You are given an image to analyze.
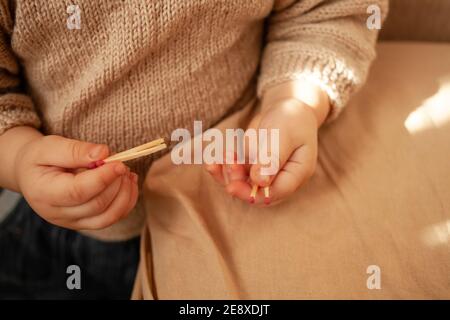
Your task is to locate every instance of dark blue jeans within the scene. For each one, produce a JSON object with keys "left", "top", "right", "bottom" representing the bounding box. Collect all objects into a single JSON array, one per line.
[{"left": 0, "top": 198, "right": 139, "bottom": 299}]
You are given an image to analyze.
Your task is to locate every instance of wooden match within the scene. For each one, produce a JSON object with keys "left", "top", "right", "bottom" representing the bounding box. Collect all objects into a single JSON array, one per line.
[
  {"left": 105, "top": 138, "right": 165, "bottom": 162},
  {"left": 249, "top": 184, "right": 258, "bottom": 204},
  {"left": 104, "top": 144, "right": 166, "bottom": 163},
  {"left": 264, "top": 186, "right": 270, "bottom": 205},
  {"left": 88, "top": 138, "right": 167, "bottom": 168}
]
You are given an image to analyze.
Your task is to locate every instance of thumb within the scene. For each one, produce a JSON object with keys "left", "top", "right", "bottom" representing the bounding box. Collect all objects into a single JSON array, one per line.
[
  {"left": 248, "top": 118, "right": 296, "bottom": 188},
  {"left": 36, "top": 135, "right": 109, "bottom": 169}
]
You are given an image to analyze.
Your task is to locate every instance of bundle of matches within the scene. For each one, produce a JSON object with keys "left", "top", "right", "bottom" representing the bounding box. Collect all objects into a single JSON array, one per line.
[
  {"left": 88, "top": 138, "right": 167, "bottom": 169},
  {"left": 249, "top": 184, "right": 271, "bottom": 205}
]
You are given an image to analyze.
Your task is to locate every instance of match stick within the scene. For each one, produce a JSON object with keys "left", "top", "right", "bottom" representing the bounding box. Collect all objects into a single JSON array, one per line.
[
  {"left": 88, "top": 138, "right": 166, "bottom": 168},
  {"left": 264, "top": 186, "right": 270, "bottom": 205},
  {"left": 249, "top": 184, "right": 258, "bottom": 204},
  {"left": 105, "top": 138, "right": 165, "bottom": 162},
  {"left": 104, "top": 143, "right": 167, "bottom": 163}
]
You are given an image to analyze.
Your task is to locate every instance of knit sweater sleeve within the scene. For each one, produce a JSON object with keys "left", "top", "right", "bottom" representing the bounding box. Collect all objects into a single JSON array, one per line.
[
  {"left": 0, "top": 1, "right": 40, "bottom": 136},
  {"left": 258, "top": 0, "right": 389, "bottom": 120}
]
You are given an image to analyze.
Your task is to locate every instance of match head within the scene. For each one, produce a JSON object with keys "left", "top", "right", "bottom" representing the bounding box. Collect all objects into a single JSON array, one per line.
[
  {"left": 249, "top": 196, "right": 255, "bottom": 204},
  {"left": 87, "top": 161, "right": 97, "bottom": 169},
  {"left": 95, "top": 160, "right": 105, "bottom": 167},
  {"left": 264, "top": 197, "right": 271, "bottom": 205}
]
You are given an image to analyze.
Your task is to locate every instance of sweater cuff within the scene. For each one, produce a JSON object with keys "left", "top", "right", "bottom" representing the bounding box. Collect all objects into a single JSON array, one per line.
[
  {"left": 0, "top": 94, "right": 41, "bottom": 135},
  {"left": 257, "top": 49, "right": 363, "bottom": 122}
]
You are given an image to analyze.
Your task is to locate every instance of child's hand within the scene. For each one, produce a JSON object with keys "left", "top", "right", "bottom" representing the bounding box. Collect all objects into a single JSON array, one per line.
[
  {"left": 14, "top": 135, "right": 139, "bottom": 230},
  {"left": 206, "top": 80, "right": 330, "bottom": 205}
]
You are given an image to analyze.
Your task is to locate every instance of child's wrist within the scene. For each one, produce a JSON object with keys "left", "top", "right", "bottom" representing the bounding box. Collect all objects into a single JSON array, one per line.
[
  {"left": 0, "top": 126, "right": 43, "bottom": 192},
  {"left": 261, "top": 79, "right": 331, "bottom": 127}
]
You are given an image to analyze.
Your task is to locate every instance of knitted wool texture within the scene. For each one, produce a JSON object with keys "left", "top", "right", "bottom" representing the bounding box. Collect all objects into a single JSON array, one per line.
[{"left": 0, "top": 0, "right": 387, "bottom": 240}]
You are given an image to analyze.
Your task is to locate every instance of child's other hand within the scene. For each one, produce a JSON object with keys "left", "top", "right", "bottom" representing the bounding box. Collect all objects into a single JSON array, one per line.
[
  {"left": 206, "top": 80, "right": 330, "bottom": 205},
  {"left": 15, "top": 135, "right": 138, "bottom": 230}
]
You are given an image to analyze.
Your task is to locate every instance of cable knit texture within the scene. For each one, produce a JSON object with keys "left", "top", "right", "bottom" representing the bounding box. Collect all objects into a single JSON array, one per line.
[{"left": 0, "top": 0, "right": 387, "bottom": 240}]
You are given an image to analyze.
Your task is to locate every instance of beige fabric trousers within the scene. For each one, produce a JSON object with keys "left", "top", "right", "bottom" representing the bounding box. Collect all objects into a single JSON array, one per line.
[{"left": 132, "top": 42, "right": 450, "bottom": 299}]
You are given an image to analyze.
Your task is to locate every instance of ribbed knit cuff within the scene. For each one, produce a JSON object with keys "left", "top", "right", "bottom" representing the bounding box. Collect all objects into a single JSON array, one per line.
[
  {"left": 258, "top": 50, "right": 362, "bottom": 122},
  {"left": 0, "top": 94, "right": 41, "bottom": 135}
]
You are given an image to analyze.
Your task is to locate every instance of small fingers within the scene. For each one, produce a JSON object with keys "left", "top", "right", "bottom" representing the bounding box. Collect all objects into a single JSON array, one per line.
[
  {"left": 205, "top": 163, "right": 225, "bottom": 185},
  {"left": 58, "top": 176, "right": 123, "bottom": 219},
  {"left": 225, "top": 163, "right": 247, "bottom": 183},
  {"left": 43, "top": 161, "right": 128, "bottom": 206},
  {"left": 268, "top": 145, "right": 317, "bottom": 203},
  {"left": 74, "top": 172, "right": 135, "bottom": 230},
  {"left": 226, "top": 180, "right": 253, "bottom": 202},
  {"left": 35, "top": 135, "right": 109, "bottom": 168}
]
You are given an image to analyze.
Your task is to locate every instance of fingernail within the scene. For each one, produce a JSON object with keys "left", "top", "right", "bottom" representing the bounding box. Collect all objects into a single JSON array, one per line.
[
  {"left": 114, "top": 163, "right": 127, "bottom": 175},
  {"left": 89, "top": 145, "right": 105, "bottom": 160}
]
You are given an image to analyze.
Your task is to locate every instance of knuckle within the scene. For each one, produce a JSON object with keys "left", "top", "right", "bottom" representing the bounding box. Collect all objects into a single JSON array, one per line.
[
  {"left": 69, "top": 181, "right": 87, "bottom": 203},
  {"left": 93, "top": 194, "right": 110, "bottom": 213},
  {"left": 70, "top": 140, "right": 84, "bottom": 162},
  {"left": 96, "top": 170, "right": 111, "bottom": 190}
]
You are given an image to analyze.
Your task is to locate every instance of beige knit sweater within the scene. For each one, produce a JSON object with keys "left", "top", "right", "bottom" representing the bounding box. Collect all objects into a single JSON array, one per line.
[{"left": 0, "top": 0, "right": 388, "bottom": 240}]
